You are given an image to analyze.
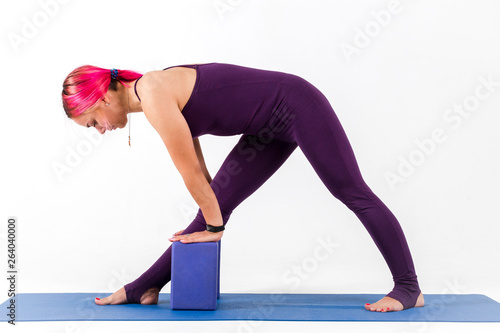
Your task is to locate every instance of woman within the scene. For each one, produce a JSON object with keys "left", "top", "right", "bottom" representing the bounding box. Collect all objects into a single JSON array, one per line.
[{"left": 62, "top": 62, "right": 424, "bottom": 312}]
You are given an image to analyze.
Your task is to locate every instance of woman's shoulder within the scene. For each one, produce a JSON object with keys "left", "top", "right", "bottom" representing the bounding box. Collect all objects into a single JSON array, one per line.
[
  {"left": 137, "top": 67, "right": 196, "bottom": 111},
  {"left": 136, "top": 69, "right": 179, "bottom": 100}
]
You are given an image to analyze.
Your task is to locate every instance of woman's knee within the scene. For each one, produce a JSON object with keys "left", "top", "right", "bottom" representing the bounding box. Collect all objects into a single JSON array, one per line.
[{"left": 330, "top": 181, "right": 375, "bottom": 212}]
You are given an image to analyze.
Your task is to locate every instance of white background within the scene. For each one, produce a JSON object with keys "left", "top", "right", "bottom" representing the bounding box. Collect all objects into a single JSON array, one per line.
[{"left": 1, "top": 0, "right": 499, "bottom": 332}]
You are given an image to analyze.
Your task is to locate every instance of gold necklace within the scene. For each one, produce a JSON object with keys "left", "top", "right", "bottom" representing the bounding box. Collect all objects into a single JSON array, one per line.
[{"left": 127, "top": 86, "right": 131, "bottom": 147}]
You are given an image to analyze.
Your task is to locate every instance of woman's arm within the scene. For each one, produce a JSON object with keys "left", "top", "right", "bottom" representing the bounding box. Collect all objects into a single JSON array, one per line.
[
  {"left": 139, "top": 71, "right": 223, "bottom": 243},
  {"left": 193, "top": 137, "right": 212, "bottom": 184}
]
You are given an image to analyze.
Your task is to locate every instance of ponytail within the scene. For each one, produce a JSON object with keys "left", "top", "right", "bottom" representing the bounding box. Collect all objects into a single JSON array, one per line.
[{"left": 62, "top": 65, "right": 143, "bottom": 118}]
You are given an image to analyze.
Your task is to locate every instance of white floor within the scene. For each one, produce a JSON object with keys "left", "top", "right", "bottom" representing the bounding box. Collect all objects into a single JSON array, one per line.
[{"left": 2, "top": 321, "right": 500, "bottom": 333}]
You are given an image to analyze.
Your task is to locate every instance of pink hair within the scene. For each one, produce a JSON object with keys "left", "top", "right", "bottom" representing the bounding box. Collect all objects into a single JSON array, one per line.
[{"left": 62, "top": 65, "right": 143, "bottom": 118}]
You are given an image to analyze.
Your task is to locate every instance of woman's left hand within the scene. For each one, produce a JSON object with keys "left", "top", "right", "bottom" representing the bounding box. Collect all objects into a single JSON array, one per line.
[{"left": 169, "top": 230, "right": 223, "bottom": 244}]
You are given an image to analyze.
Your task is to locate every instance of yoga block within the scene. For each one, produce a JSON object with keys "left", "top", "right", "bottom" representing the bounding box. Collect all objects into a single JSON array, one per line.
[
  {"left": 217, "top": 240, "right": 221, "bottom": 299},
  {"left": 171, "top": 241, "right": 220, "bottom": 310}
]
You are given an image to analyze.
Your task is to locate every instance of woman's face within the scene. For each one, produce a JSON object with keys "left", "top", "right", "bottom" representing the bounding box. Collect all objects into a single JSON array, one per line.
[{"left": 71, "top": 92, "right": 128, "bottom": 134}]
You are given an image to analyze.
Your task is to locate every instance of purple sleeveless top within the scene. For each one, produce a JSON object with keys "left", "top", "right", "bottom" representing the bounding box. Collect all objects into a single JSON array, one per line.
[{"left": 134, "top": 62, "right": 299, "bottom": 138}]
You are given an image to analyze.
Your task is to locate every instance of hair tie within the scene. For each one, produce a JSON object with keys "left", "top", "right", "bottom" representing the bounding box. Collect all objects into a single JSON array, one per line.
[{"left": 110, "top": 68, "right": 119, "bottom": 80}]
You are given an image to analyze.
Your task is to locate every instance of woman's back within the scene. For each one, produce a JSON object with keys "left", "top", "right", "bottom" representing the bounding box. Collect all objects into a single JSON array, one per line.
[{"left": 147, "top": 63, "right": 301, "bottom": 138}]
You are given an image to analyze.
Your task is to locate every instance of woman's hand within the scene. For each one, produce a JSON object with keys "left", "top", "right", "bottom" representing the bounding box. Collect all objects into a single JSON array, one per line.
[
  {"left": 172, "top": 229, "right": 185, "bottom": 236},
  {"left": 169, "top": 230, "right": 223, "bottom": 244}
]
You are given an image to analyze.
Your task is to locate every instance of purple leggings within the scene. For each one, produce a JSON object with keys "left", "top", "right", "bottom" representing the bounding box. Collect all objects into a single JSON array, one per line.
[{"left": 124, "top": 73, "right": 421, "bottom": 309}]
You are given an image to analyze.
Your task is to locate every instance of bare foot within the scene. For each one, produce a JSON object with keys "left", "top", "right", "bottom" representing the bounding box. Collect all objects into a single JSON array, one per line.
[
  {"left": 95, "top": 286, "right": 160, "bottom": 305},
  {"left": 364, "top": 291, "right": 425, "bottom": 312}
]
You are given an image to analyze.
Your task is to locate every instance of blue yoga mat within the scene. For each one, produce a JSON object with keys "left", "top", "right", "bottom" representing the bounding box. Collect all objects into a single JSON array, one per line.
[{"left": 1, "top": 293, "right": 499, "bottom": 322}]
